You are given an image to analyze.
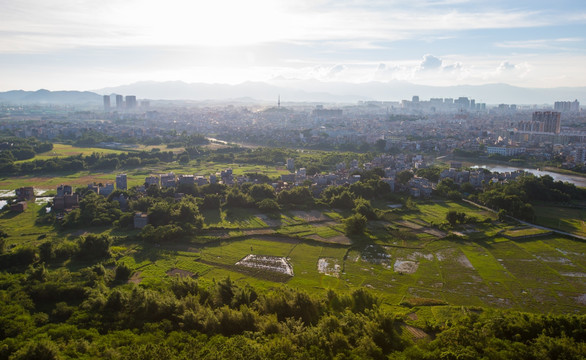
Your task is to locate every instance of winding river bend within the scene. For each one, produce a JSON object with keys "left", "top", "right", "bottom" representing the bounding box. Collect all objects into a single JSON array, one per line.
[{"left": 471, "top": 165, "right": 586, "bottom": 188}]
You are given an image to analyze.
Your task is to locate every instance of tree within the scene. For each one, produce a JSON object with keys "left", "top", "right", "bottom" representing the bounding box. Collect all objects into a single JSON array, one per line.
[
  {"left": 344, "top": 214, "right": 367, "bottom": 235},
  {"left": 115, "top": 262, "right": 132, "bottom": 281},
  {"left": 396, "top": 170, "right": 413, "bottom": 185},
  {"left": 178, "top": 153, "right": 190, "bottom": 164},
  {"left": 446, "top": 210, "right": 459, "bottom": 227},
  {"left": 330, "top": 191, "right": 355, "bottom": 209},
  {"left": 257, "top": 198, "right": 280, "bottom": 213},
  {"left": 248, "top": 184, "right": 275, "bottom": 203},
  {"left": 201, "top": 194, "right": 222, "bottom": 210},
  {"left": 10, "top": 339, "right": 62, "bottom": 360},
  {"left": 225, "top": 188, "right": 253, "bottom": 208},
  {"left": 375, "top": 139, "right": 387, "bottom": 153},
  {"left": 78, "top": 234, "right": 112, "bottom": 260},
  {"left": 354, "top": 198, "right": 377, "bottom": 220}
]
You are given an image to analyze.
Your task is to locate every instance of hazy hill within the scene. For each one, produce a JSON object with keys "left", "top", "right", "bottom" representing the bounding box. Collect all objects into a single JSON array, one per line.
[
  {"left": 0, "top": 89, "right": 102, "bottom": 104},
  {"left": 98, "top": 80, "right": 586, "bottom": 105},
  {"left": 1, "top": 81, "right": 585, "bottom": 105}
]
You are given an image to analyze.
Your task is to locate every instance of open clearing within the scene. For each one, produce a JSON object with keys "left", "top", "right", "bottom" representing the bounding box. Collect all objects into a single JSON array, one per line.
[
  {"left": 2, "top": 195, "right": 585, "bottom": 314},
  {"left": 236, "top": 254, "right": 294, "bottom": 276},
  {"left": 533, "top": 205, "right": 586, "bottom": 237},
  {"left": 317, "top": 258, "right": 341, "bottom": 277}
]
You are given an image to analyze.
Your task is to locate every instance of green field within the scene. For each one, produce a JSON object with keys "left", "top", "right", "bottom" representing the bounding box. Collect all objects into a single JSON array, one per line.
[
  {"left": 15, "top": 143, "right": 131, "bottom": 163},
  {"left": 534, "top": 205, "right": 586, "bottom": 237},
  {"left": 1, "top": 169, "right": 585, "bottom": 316},
  {"left": 150, "top": 231, "right": 584, "bottom": 313},
  {"left": 2, "top": 155, "right": 290, "bottom": 190}
]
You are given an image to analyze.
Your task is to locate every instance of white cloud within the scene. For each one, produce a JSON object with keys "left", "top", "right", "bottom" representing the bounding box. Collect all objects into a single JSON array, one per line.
[
  {"left": 419, "top": 54, "right": 443, "bottom": 70},
  {"left": 497, "top": 61, "right": 517, "bottom": 72},
  {"left": 0, "top": 0, "right": 569, "bottom": 53}
]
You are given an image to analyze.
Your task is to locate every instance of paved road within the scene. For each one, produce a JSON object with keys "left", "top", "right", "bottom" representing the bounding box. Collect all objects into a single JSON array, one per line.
[{"left": 462, "top": 199, "right": 586, "bottom": 241}]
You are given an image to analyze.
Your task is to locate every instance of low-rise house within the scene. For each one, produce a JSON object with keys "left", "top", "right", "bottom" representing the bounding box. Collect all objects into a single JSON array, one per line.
[
  {"left": 134, "top": 213, "right": 148, "bottom": 229},
  {"left": 15, "top": 187, "right": 35, "bottom": 201},
  {"left": 178, "top": 175, "right": 195, "bottom": 185},
  {"left": 10, "top": 201, "right": 27, "bottom": 212},
  {"left": 57, "top": 184, "right": 72, "bottom": 196},
  {"left": 53, "top": 194, "right": 79, "bottom": 211},
  {"left": 160, "top": 173, "right": 176, "bottom": 188},
  {"left": 145, "top": 175, "right": 159, "bottom": 187}
]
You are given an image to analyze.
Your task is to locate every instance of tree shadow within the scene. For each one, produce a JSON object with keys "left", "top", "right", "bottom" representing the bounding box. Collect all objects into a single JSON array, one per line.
[
  {"left": 132, "top": 244, "right": 172, "bottom": 263},
  {"left": 202, "top": 209, "right": 222, "bottom": 225},
  {"left": 0, "top": 211, "right": 19, "bottom": 219}
]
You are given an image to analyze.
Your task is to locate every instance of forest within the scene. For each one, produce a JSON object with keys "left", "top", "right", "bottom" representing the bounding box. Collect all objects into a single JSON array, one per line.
[{"left": 1, "top": 267, "right": 584, "bottom": 359}]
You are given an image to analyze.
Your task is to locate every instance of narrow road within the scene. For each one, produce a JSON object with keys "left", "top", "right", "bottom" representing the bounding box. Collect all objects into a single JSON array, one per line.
[{"left": 462, "top": 199, "right": 586, "bottom": 241}]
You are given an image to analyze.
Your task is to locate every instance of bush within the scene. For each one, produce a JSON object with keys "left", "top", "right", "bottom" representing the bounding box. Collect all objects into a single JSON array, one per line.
[
  {"left": 257, "top": 198, "right": 280, "bottom": 213},
  {"left": 115, "top": 263, "right": 133, "bottom": 281},
  {"left": 78, "top": 234, "right": 112, "bottom": 260},
  {"left": 343, "top": 213, "right": 367, "bottom": 235}
]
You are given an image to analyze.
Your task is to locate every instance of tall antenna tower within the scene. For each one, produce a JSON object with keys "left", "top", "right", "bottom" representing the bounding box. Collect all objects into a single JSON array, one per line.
[{"left": 278, "top": 95, "right": 280, "bottom": 108}]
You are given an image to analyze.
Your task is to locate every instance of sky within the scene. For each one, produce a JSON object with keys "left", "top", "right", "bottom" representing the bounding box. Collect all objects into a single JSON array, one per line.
[{"left": 1, "top": 0, "right": 586, "bottom": 91}]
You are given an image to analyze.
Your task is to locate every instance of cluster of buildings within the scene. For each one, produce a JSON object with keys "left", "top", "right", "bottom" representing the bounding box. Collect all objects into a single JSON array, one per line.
[
  {"left": 400, "top": 96, "right": 487, "bottom": 113},
  {"left": 440, "top": 163, "right": 524, "bottom": 187},
  {"left": 9, "top": 186, "right": 35, "bottom": 212},
  {"left": 554, "top": 100, "right": 580, "bottom": 113},
  {"left": 516, "top": 111, "right": 562, "bottom": 134},
  {"left": 103, "top": 95, "right": 148, "bottom": 113}
]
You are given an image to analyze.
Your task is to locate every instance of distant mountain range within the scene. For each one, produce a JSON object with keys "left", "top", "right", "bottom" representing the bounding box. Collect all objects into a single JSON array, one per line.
[
  {"left": 0, "top": 89, "right": 102, "bottom": 104},
  {"left": 1, "top": 81, "right": 585, "bottom": 105}
]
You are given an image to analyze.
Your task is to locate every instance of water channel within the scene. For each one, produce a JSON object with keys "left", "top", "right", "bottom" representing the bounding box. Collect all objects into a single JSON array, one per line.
[{"left": 471, "top": 164, "right": 586, "bottom": 188}]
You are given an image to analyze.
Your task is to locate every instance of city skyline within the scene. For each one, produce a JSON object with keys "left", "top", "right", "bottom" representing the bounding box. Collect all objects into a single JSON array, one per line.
[{"left": 1, "top": 0, "right": 586, "bottom": 92}]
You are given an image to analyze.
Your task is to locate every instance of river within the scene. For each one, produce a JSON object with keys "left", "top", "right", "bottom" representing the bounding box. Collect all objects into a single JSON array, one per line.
[{"left": 471, "top": 165, "right": 586, "bottom": 188}]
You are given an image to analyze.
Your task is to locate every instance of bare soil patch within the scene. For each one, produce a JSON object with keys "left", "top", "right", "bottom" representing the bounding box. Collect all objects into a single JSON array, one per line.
[
  {"left": 423, "top": 228, "right": 447, "bottom": 238},
  {"left": 128, "top": 271, "right": 142, "bottom": 284},
  {"left": 166, "top": 268, "right": 195, "bottom": 277},
  {"left": 457, "top": 254, "right": 475, "bottom": 269},
  {"left": 395, "top": 220, "right": 424, "bottom": 230},
  {"left": 361, "top": 245, "right": 392, "bottom": 267},
  {"left": 408, "top": 252, "right": 434, "bottom": 261},
  {"left": 308, "top": 234, "right": 352, "bottom": 245},
  {"left": 290, "top": 210, "right": 329, "bottom": 222},
  {"left": 394, "top": 260, "right": 419, "bottom": 274},
  {"left": 403, "top": 325, "right": 429, "bottom": 340},
  {"left": 236, "top": 254, "right": 294, "bottom": 276},
  {"left": 317, "top": 258, "right": 341, "bottom": 277},
  {"left": 255, "top": 214, "right": 282, "bottom": 227}
]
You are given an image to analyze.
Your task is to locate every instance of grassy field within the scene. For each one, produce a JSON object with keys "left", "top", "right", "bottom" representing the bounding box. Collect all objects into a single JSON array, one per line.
[
  {"left": 533, "top": 205, "right": 586, "bottom": 237},
  {"left": 16, "top": 143, "right": 130, "bottom": 163},
  {"left": 1, "top": 189, "right": 584, "bottom": 315},
  {"left": 0, "top": 159, "right": 290, "bottom": 190}
]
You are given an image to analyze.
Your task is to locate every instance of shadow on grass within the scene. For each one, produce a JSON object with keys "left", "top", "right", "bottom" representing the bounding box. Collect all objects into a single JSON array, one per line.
[
  {"left": 0, "top": 211, "right": 19, "bottom": 219},
  {"left": 225, "top": 208, "right": 258, "bottom": 222},
  {"left": 202, "top": 209, "right": 222, "bottom": 224},
  {"left": 132, "top": 244, "right": 172, "bottom": 263}
]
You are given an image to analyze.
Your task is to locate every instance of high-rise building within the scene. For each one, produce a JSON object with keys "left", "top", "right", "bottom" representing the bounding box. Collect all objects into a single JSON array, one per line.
[
  {"left": 125, "top": 95, "right": 137, "bottom": 110},
  {"left": 532, "top": 111, "right": 561, "bottom": 134},
  {"left": 286, "top": 158, "right": 295, "bottom": 172},
  {"left": 116, "top": 174, "right": 127, "bottom": 190},
  {"left": 116, "top": 95, "right": 124, "bottom": 110},
  {"left": 103, "top": 95, "right": 110, "bottom": 111},
  {"left": 554, "top": 100, "right": 580, "bottom": 112}
]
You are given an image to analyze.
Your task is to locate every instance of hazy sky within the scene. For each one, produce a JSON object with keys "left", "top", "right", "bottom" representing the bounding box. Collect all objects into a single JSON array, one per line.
[{"left": 1, "top": 0, "right": 586, "bottom": 91}]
